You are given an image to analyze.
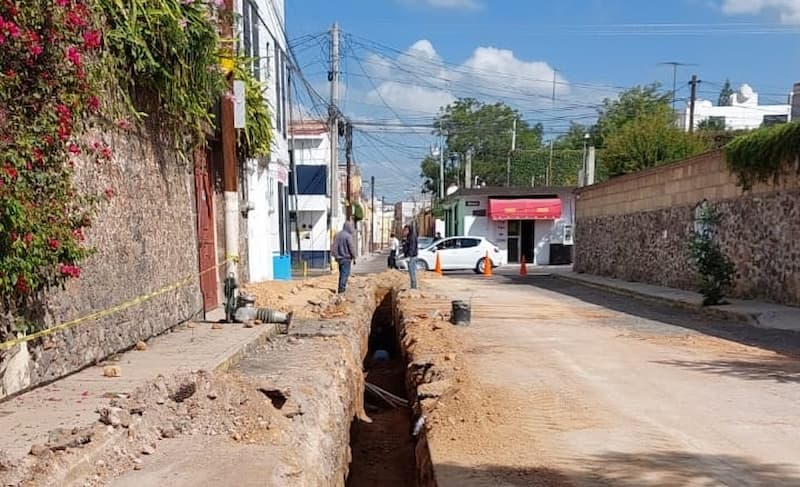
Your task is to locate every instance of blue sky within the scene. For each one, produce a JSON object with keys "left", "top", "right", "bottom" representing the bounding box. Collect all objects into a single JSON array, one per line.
[{"left": 287, "top": 0, "right": 800, "bottom": 202}]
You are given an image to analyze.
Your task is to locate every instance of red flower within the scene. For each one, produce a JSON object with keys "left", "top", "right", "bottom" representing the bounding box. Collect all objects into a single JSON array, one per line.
[
  {"left": 9, "top": 231, "right": 18, "bottom": 242},
  {"left": 2, "top": 164, "right": 17, "bottom": 180},
  {"left": 66, "top": 9, "right": 86, "bottom": 29},
  {"left": 58, "top": 123, "right": 71, "bottom": 141},
  {"left": 82, "top": 30, "right": 100, "bottom": 49},
  {"left": 100, "top": 146, "right": 112, "bottom": 160},
  {"left": 66, "top": 46, "right": 81, "bottom": 67},
  {"left": 15, "top": 275, "right": 29, "bottom": 294},
  {"left": 48, "top": 238, "right": 60, "bottom": 250},
  {"left": 87, "top": 96, "right": 99, "bottom": 112},
  {"left": 68, "top": 142, "right": 81, "bottom": 155},
  {"left": 24, "top": 233, "right": 33, "bottom": 244},
  {"left": 56, "top": 0, "right": 70, "bottom": 6},
  {"left": 59, "top": 264, "right": 81, "bottom": 278},
  {"left": 55, "top": 103, "right": 71, "bottom": 120},
  {"left": 29, "top": 42, "right": 42, "bottom": 57},
  {"left": 103, "top": 188, "right": 115, "bottom": 200},
  {"left": 34, "top": 149, "right": 45, "bottom": 163},
  {"left": 72, "top": 228, "right": 85, "bottom": 242},
  {"left": 43, "top": 135, "right": 53, "bottom": 144}
]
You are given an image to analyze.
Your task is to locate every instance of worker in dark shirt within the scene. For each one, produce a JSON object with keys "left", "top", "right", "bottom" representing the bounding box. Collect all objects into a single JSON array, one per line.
[
  {"left": 402, "top": 225, "right": 419, "bottom": 289},
  {"left": 332, "top": 221, "right": 356, "bottom": 294}
]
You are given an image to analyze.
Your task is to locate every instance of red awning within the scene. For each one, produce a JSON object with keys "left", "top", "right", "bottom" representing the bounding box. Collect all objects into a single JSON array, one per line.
[{"left": 488, "top": 198, "right": 562, "bottom": 221}]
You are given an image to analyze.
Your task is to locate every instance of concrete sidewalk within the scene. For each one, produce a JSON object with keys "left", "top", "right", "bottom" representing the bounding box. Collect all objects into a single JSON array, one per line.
[
  {"left": 553, "top": 270, "right": 800, "bottom": 332},
  {"left": 0, "top": 310, "right": 279, "bottom": 461}
]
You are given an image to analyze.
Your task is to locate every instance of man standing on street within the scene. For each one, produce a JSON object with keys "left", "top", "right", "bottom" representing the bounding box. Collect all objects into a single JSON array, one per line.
[
  {"left": 402, "top": 225, "right": 419, "bottom": 289},
  {"left": 388, "top": 233, "right": 400, "bottom": 269},
  {"left": 332, "top": 221, "right": 356, "bottom": 294}
]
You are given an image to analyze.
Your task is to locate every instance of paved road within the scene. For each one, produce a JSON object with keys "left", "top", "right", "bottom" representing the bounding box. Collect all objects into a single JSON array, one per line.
[{"left": 427, "top": 276, "right": 800, "bottom": 487}]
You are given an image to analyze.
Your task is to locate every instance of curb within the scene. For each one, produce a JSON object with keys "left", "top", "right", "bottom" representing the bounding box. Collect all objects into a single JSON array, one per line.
[{"left": 552, "top": 273, "right": 757, "bottom": 325}]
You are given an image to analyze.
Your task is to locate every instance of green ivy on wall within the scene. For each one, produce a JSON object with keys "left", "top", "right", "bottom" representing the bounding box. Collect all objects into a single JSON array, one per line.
[
  {"left": 725, "top": 121, "right": 800, "bottom": 190},
  {"left": 234, "top": 59, "right": 273, "bottom": 159}
]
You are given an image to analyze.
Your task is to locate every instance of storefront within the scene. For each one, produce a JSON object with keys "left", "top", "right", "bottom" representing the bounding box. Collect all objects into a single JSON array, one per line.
[{"left": 441, "top": 187, "right": 575, "bottom": 266}]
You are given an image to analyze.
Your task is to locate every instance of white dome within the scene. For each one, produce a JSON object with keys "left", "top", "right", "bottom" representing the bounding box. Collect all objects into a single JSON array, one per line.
[{"left": 735, "top": 84, "right": 757, "bottom": 105}]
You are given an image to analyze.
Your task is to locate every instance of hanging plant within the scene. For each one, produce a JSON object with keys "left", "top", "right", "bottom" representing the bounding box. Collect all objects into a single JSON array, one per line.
[
  {"left": 725, "top": 121, "right": 800, "bottom": 190},
  {"left": 0, "top": 0, "right": 105, "bottom": 334},
  {"left": 234, "top": 59, "right": 273, "bottom": 159},
  {"left": 95, "top": 0, "right": 228, "bottom": 144}
]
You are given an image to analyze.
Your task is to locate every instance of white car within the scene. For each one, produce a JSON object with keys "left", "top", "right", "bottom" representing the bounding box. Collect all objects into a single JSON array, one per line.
[{"left": 397, "top": 236, "right": 505, "bottom": 274}]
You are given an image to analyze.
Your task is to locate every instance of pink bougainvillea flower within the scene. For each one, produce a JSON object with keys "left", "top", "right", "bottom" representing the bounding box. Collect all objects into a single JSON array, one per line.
[
  {"left": 87, "top": 95, "right": 100, "bottom": 112},
  {"left": 24, "top": 233, "right": 33, "bottom": 244},
  {"left": 68, "top": 142, "right": 81, "bottom": 154},
  {"left": 66, "top": 46, "right": 81, "bottom": 67},
  {"left": 178, "top": 18, "right": 188, "bottom": 29},
  {"left": 58, "top": 123, "right": 71, "bottom": 141},
  {"left": 2, "top": 164, "right": 18, "bottom": 180},
  {"left": 56, "top": 0, "right": 70, "bottom": 6},
  {"left": 72, "top": 228, "right": 85, "bottom": 242},
  {"left": 9, "top": 231, "right": 18, "bottom": 242},
  {"left": 48, "top": 238, "right": 60, "bottom": 250},
  {"left": 66, "top": 9, "right": 86, "bottom": 29},
  {"left": 56, "top": 103, "right": 71, "bottom": 120},
  {"left": 82, "top": 30, "right": 101, "bottom": 49},
  {"left": 59, "top": 264, "right": 81, "bottom": 278},
  {"left": 103, "top": 188, "right": 115, "bottom": 200},
  {"left": 100, "top": 146, "right": 112, "bottom": 160},
  {"left": 33, "top": 148, "right": 44, "bottom": 161},
  {"left": 15, "top": 275, "right": 29, "bottom": 294}
]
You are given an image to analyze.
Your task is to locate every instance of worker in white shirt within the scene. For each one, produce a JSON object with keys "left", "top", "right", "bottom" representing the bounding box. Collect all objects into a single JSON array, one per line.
[{"left": 388, "top": 233, "right": 400, "bottom": 269}]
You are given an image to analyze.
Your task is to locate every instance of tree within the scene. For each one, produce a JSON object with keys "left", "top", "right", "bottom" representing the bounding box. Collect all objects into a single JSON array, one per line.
[
  {"left": 426, "top": 99, "right": 544, "bottom": 187},
  {"left": 420, "top": 155, "right": 461, "bottom": 195},
  {"left": 595, "top": 83, "right": 672, "bottom": 148},
  {"left": 718, "top": 79, "right": 734, "bottom": 107},
  {"left": 603, "top": 105, "right": 710, "bottom": 176},
  {"left": 554, "top": 122, "right": 591, "bottom": 150},
  {"left": 697, "top": 118, "right": 727, "bottom": 132}
]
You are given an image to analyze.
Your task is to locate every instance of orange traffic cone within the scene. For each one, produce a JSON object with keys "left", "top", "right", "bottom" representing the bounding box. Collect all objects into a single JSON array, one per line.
[
  {"left": 434, "top": 252, "right": 442, "bottom": 275},
  {"left": 519, "top": 254, "right": 528, "bottom": 277},
  {"left": 483, "top": 251, "right": 493, "bottom": 278}
]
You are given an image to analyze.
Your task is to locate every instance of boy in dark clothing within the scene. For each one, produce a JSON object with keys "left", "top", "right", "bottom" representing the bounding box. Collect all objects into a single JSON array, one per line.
[
  {"left": 402, "top": 225, "right": 419, "bottom": 289},
  {"left": 332, "top": 221, "right": 356, "bottom": 293}
]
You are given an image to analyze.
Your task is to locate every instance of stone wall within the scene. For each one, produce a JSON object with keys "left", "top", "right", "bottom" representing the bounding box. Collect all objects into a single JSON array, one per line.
[
  {"left": 575, "top": 151, "right": 800, "bottom": 307},
  {"left": 0, "top": 126, "right": 204, "bottom": 399}
]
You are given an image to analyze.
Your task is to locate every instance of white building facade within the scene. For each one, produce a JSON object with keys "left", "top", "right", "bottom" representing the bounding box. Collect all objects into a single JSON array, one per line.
[
  {"left": 289, "top": 122, "right": 332, "bottom": 269},
  {"left": 237, "top": 0, "right": 291, "bottom": 281},
  {"left": 681, "top": 83, "right": 792, "bottom": 132}
]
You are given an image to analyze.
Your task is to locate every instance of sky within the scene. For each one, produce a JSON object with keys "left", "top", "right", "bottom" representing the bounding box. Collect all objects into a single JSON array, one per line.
[{"left": 286, "top": 0, "right": 800, "bottom": 202}]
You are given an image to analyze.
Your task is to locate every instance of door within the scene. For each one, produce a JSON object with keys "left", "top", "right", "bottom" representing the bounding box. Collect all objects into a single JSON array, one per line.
[
  {"left": 507, "top": 220, "right": 521, "bottom": 264},
  {"left": 433, "top": 238, "right": 459, "bottom": 270},
  {"left": 521, "top": 220, "right": 535, "bottom": 264},
  {"left": 195, "top": 148, "right": 218, "bottom": 312},
  {"left": 458, "top": 238, "right": 483, "bottom": 268}
]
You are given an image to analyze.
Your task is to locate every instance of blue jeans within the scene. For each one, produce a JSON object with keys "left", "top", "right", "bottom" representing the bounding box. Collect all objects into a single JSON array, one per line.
[
  {"left": 407, "top": 257, "right": 417, "bottom": 289},
  {"left": 337, "top": 259, "right": 352, "bottom": 293}
]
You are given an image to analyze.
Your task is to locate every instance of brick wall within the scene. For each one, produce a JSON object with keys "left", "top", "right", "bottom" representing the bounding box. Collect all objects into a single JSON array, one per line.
[
  {"left": 574, "top": 151, "right": 800, "bottom": 306},
  {"left": 0, "top": 127, "right": 205, "bottom": 399}
]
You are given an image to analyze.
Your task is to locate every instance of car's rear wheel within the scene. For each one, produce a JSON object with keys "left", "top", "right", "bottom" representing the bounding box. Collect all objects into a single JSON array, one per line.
[{"left": 475, "top": 257, "right": 489, "bottom": 274}]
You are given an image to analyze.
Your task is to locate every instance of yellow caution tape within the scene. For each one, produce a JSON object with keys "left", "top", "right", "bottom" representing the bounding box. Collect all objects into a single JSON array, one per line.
[{"left": 0, "top": 259, "right": 232, "bottom": 352}]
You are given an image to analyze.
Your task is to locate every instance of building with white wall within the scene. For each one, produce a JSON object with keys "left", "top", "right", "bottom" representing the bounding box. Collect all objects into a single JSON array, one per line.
[
  {"left": 289, "top": 121, "right": 331, "bottom": 269},
  {"left": 441, "top": 187, "right": 576, "bottom": 266},
  {"left": 681, "top": 83, "right": 792, "bottom": 132},
  {"left": 237, "top": 0, "right": 291, "bottom": 281}
]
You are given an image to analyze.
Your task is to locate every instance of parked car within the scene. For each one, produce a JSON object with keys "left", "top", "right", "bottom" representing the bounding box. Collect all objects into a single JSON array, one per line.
[
  {"left": 397, "top": 236, "right": 505, "bottom": 273},
  {"left": 417, "top": 236, "right": 434, "bottom": 249}
]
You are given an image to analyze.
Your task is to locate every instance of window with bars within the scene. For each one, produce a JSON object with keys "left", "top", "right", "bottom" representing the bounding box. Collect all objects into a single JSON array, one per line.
[{"left": 241, "top": 0, "right": 260, "bottom": 80}]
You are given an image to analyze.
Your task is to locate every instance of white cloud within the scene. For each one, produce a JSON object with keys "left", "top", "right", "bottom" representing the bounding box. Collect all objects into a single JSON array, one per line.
[
  {"left": 721, "top": 0, "right": 800, "bottom": 23},
  {"left": 400, "top": 0, "right": 484, "bottom": 11},
  {"left": 363, "top": 40, "right": 568, "bottom": 116}
]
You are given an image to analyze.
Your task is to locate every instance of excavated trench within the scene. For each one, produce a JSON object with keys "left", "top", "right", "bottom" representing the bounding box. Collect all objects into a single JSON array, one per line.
[{"left": 347, "top": 290, "right": 418, "bottom": 487}]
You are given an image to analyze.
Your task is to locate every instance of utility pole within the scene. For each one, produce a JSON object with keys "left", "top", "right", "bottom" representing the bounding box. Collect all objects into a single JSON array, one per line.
[
  {"left": 438, "top": 125, "right": 445, "bottom": 199},
  {"left": 221, "top": 0, "right": 239, "bottom": 279},
  {"left": 506, "top": 118, "right": 517, "bottom": 187},
  {"left": 689, "top": 74, "right": 700, "bottom": 133},
  {"left": 380, "top": 196, "right": 385, "bottom": 249},
  {"left": 465, "top": 150, "right": 472, "bottom": 189},
  {"left": 548, "top": 69, "right": 558, "bottom": 187},
  {"left": 329, "top": 23, "right": 339, "bottom": 222},
  {"left": 345, "top": 121, "right": 353, "bottom": 220},
  {"left": 659, "top": 62, "right": 696, "bottom": 120},
  {"left": 370, "top": 175, "right": 375, "bottom": 252}
]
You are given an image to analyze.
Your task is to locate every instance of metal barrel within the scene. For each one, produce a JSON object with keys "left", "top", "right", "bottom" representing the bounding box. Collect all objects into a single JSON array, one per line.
[{"left": 450, "top": 300, "right": 471, "bottom": 326}]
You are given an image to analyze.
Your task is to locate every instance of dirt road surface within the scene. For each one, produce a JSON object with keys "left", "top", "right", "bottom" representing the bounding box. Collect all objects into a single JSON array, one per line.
[{"left": 427, "top": 275, "right": 800, "bottom": 487}]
